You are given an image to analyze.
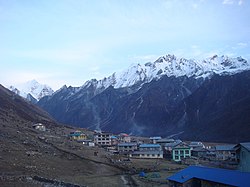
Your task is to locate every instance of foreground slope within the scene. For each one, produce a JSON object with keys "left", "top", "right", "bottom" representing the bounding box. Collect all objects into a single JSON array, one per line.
[{"left": 0, "top": 85, "right": 127, "bottom": 186}]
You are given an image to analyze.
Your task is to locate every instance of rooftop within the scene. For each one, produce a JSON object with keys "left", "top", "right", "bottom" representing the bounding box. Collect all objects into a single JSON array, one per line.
[
  {"left": 215, "top": 144, "right": 236, "bottom": 151},
  {"left": 118, "top": 143, "right": 137, "bottom": 147},
  {"left": 139, "top": 144, "right": 161, "bottom": 148},
  {"left": 149, "top": 136, "right": 162, "bottom": 140},
  {"left": 240, "top": 142, "right": 250, "bottom": 152},
  {"left": 167, "top": 166, "right": 250, "bottom": 187},
  {"left": 165, "top": 141, "right": 181, "bottom": 147}
]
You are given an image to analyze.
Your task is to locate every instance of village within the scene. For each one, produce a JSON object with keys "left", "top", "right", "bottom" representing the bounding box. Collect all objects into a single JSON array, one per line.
[{"left": 63, "top": 125, "right": 250, "bottom": 186}]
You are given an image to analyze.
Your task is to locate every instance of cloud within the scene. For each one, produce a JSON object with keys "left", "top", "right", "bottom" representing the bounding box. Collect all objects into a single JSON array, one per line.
[
  {"left": 222, "top": 0, "right": 243, "bottom": 5},
  {"left": 223, "top": 0, "right": 234, "bottom": 4},
  {"left": 237, "top": 42, "right": 248, "bottom": 47},
  {"left": 231, "top": 42, "right": 248, "bottom": 50}
]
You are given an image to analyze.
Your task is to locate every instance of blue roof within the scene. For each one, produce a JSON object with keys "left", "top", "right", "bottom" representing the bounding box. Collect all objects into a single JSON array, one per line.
[
  {"left": 149, "top": 136, "right": 162, "bottom": 140},
  {"left": 139, "top": 144, "right": 161, "bottom": 148},
  {"left": 167, "top": 166, "right": 250, "bottom": 187},
  {"left": 118, "top": 143, "right": 137, "bottom": 146},
  {"left": 215, "top": 144, "right": 236, "bottom": 151}
]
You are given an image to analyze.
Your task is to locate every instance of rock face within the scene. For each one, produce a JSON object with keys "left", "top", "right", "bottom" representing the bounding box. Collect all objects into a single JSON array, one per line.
[
  {"left": 8, "top": 80, "right": 54, "bottom": 103},
  {"left": 37, "top": 55, "right": 250, "bottom": 143}
]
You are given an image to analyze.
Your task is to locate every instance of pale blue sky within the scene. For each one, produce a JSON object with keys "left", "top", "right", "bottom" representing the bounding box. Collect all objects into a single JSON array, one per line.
[{"left": 1, "top": 0, "right": 250, "bottom": 89}]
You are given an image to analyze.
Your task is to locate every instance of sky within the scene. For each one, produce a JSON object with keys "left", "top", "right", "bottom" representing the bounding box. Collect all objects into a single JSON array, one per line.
[{"left": 0, "top": 0, "right": 250, "bottom": 90}]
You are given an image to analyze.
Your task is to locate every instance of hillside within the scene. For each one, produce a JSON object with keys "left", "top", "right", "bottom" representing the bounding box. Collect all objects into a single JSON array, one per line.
[{"left": 0, "top": 85, "right": 125, "bottom": 186}]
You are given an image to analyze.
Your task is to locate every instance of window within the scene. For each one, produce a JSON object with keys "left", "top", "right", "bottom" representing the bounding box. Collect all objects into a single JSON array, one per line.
[
  {"left": 180, "top": 150, "right": 184, "bottom": 155},
  {"left": 175, "top": 156, "right": 179, "bottom": 160},
  {"left": 175, "top": 150, "right": 178, "bottom": 154},
  {"left": 185, "top": 150, "right": 190, "bottom": 155}
]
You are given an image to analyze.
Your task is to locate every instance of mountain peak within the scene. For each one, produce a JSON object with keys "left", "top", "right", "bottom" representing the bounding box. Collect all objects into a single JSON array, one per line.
[{"left": 9, "top": 80, "right": 54, "bottom": 102}]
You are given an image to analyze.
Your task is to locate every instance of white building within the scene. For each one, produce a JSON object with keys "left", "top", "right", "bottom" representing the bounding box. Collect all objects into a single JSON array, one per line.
[
  {"left": 130, "top": 144, "right": 163, "bottom": 159},
  {"left": 94, "top": 132, "right": 112, "bottom": 146},
  {"left": 117, "top": 143, "right": 137, "bottom": 152}
]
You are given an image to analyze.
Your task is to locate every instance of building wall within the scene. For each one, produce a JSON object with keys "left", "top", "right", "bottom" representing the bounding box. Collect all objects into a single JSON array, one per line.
[
  {"left": 131, "top": 153, "right": 163, "bottom": 159},
  {"left": 139, "top": 145, "right": 161, "bottom": 152},
  {"left": 172, "top": 148, "right": 191, "bottom": 161},
  {"left": 216, "top": 150, "right": 236, "bottom": 161},
  {"left": 238, "top": 146, "right": 250, "bottom": 172},
  {"left": 169, "top": 179, "right": 232, "bottom": 187},
  {"left": 118, "top": 145, "right": 137, "bottom": 152},
  {"left": 94, "top": 134, "right": 112, "bottom": 145}
]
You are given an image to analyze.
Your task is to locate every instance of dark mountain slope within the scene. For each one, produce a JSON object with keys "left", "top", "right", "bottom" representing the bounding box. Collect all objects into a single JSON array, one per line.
[
  {"left": 0, "top": 84, "right": 54, "bottom": 124},
  {"left": 37, "top": 71, "right": 250, "bottom": 143},
  {"left": 38, "top": 76, "right": 203, "bottom": 134},
  {"left": 172, "top": 71, "right": 250, "bottom": 143}
]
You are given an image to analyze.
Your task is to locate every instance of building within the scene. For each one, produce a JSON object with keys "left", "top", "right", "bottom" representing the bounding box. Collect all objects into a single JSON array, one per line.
[
  {"left": 156, "top": 138, "right": 175, "bottom": 146},
  {"left": 118, "top": 133, "right": 131, "bottom": 143},
  {"left": 164, "top": 140, "right": 182, "bottom": 152},
  {"left": 111, "top": 136, "right": 119, "bottom": 145},
  {"left": 94, "top": 132, "right": 112, "bottom": 146},
  {"left": 172, "top": 143, "right": 191, "bottom": 162},
  {"left": 131, "top": 150, "right": 163, "bottom": 159},
  {"left": 189, "top": 141, "right": 205, "bottom": 149},
  {"left": 149, "top": 136, "right": 162, "bottom": 144},
  {"left": 130, "top": 144, "right": 163, "bottom": 159},
  {"left": 191, "top": 147, "right": 209, "bottom": 158},
  {"left": 117, "top": 143, "right": 137, "bottom": 152},
  {"left": 215, "top": 144, "right": 237, "bottom": 161},
  {"left": 139, "top": 144, "right": 162, "bottom": 151},
  {"left": 68, "top": 130, "right": 87, "bottom": 140},
  {"left": 235, "top": 142, "right": 250, "bottom": 172},
  {"left": 32, "top": 123, "right": 46, "bottom": 131},
  {"left": 167, "top": 165, "right": 250, "bottom": 187}
]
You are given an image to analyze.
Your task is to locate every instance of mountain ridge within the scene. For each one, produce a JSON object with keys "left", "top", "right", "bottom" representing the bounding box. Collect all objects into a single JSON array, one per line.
[
  {"left": 37, "top": 54, "right": 250, "bottom": 143},
  {"left": 80, "top": 54, "right": 249, "bottom": 92}
]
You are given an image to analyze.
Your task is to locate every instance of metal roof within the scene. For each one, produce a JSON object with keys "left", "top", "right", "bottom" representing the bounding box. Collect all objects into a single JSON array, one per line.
[
  {"left": 240, "top": 142, "right": 250, "bottom": 152},
  {"left": 139, "top": 144, "right": 161, "bottom": 148},
  {"left": 118, "top": 143, "right": 137, "bottom": 147},
  {"left": 149, "top": 136, "right": 162, "bottom": 140},
  {"left": 156, "top": 138, "right": 175, "bottom": 143},
  {"left": 167, "top": 166, "right": 250, "bottom": 187},
  {"left": 192, "top": 147, "right": 208, "bottom": 152},
  {"left": 215, "top": 144, "right": 236, "bottom": 151}
]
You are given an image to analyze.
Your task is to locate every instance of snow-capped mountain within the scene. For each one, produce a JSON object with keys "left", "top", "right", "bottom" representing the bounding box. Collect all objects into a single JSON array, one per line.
[
  {"left": 9, "top": 80, "right": 54, "bottom": 102},
  {"left": 38, "top": 54, "right": 250, "bottom": 143},
  {"left": 82, "top": 54, "right": 249, "bottom": 91}
]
